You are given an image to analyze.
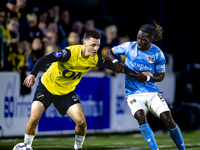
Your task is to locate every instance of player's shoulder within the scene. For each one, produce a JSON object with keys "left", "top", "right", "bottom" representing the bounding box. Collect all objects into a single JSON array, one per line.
[
  {"left": 151, "top": 44, "right": 162, "bottom": 52},
  {"left": 65, "top": 45, "right": 83, "bottom": 51},
  {"left": 151, "top": 44, "right": 165, "bottom": 59},
  {"left": 115, "top": 41, "right": 136, "bottom": 51},
  {"left": 124, "top": 41, "right": 137, "bottom": 47}
]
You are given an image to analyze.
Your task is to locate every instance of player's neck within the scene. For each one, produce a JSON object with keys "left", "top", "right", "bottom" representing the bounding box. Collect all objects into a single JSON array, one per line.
[
  {"left": 81, "top": 46, "right": 89, "bottom": 58},
  {"left": 141, "top": 43, "right": 152, "bottom": 52}
]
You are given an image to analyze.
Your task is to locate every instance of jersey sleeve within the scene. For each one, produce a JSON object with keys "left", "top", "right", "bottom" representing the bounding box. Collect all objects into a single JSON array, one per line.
[
  {"left": 112, "top": 42, "right": 131, "bottom": 56},
  {"left": 155, "top": 51, "right": 166, "bottom": 73},
  {"left": 30, "top": 48, "right": 71, "bottom": 77},
  {"left": 96, "top": 54, "right": 113, "bottom": 70}
]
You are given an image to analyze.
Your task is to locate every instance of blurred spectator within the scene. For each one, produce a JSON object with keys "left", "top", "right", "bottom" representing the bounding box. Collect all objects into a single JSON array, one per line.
[
  {"left": 119, "top": 35, "right": 131, "bottom": 65},
  {"left": 4, "top": 0, "right": 17, "bottom": 23},
  {"left": 6, "top": 17, "right": 19, "bottom": 52},
  {"left": 47, "top": 22, "right": 61, "bottom": 44},
  {"left": 1, "top": 18, "right": 13, "bottom": 61},
  {"left": 84, "top": 19, "right": 95, "bottom": 32},
  {"left": 81, "top": 18, "right": 105, "bottom": 41},
  {"left": 58, "top": 9, "right": 71, "bottom": 39},
  {"left": 26, "top": 13, "right": 43, "bottom": 42},
  {"left": 47, "top": 5, "right": 60, "bottom": 23},
  {"left": 22, "top": 40, "right": 33, "bottom": 71},
  {"left": 42, "top": 31, "right": 57, "bottom": 48},
  {"left": 99, "top": 25, "right": 120, "bottom": 60},
  {"left": 0, "top": 8, "right": 5, "bottom": 70},
  {"left": 38, "top": 21, "right": 47, "bottom": 35},
  {"left": 6, "top": 41, "right": 25, "bottom": 71},
  {"left": 14, "top": 0, "right": 27, "bottom": 19},
  {"left": 67, "top": 31, "right": 80, "bottom": 46},
  {"left": 119, "top": 34, "right": 131, "bottom": 44},
  {"left": 41, "top": 44, "right": 60, "bottom": 71},
  {"left": 38, "top": 10, "right": 48, "bottom": 23},
  {"left": 31, "top": 37, "right": 43, "bottom": 65},
  {"left": 102, "top": 25, "right": 119, "bottom": 48},
  {"left": 72, "top": 20, "right": 83, "bottom": 35}
]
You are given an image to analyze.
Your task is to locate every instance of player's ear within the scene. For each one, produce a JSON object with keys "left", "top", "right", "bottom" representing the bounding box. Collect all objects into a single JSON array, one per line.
[
  {"left": 83, "top": 40, "right": 87, "bottom": 46},
  {"left": 149, "top": 35, "right": 154, "bottom": 43}
]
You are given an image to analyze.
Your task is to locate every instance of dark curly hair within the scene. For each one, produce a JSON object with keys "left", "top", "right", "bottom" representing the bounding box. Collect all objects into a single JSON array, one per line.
[{"left": 139, "top": 21, "right": 163, "bottom": 41}]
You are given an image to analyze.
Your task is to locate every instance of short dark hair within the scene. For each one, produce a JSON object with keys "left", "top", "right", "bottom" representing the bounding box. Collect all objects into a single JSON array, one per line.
[
  {"left": 139, "top": 21, "right": 163, "bottom": 41},
  {"left": 83, "top": 30, "right": 101, "bottom": 40}
]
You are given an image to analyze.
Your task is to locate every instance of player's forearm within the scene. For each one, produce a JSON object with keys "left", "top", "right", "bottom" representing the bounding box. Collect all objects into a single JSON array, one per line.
[
  {"left": 106, "top": 49, "right": 116, "bottom": 61},
  {"left": 149, "top": 73, "right": 165, "bottom": 82},
  {"left": 123, "top": 66, "right": 136, "bottom": 74},
  {"left": 30, "top": 57, "right": 46, "bottom": 77}
]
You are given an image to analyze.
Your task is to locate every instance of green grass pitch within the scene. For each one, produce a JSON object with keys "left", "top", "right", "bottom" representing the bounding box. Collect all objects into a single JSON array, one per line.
[{"left": 0, "top": 131, "right": 200, "bottom": 150}]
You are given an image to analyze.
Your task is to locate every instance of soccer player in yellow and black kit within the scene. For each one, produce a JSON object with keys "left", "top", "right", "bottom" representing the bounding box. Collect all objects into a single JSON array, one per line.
[{"left": 23, "top": 30, "right": 139, "bottom": 150}]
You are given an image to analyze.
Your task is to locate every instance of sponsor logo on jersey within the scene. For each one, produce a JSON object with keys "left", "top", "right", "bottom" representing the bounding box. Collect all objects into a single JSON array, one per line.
[
  {"left": 148, "top": 56, "right": 155, "bottom": 63},
  {"left": 130, "top": 62, "right": 152, "bottom": 71},
  {"left": 130, "top": 99, "right": 136, "bottom": 104},
  {"left": 61, "top": 49, "right": 68, "bottom": 57},
  {"left": 37, "top": 93, "right": 44, "bottom": 100},
  {"left": 72, "top": 95, "right": 79, "bottom": 101},
  {"left": 54, "top": 51, "right": 62, "bottom": 58}
]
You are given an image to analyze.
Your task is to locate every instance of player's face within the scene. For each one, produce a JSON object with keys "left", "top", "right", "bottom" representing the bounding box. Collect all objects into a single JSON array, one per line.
[
  {"left": 83, "top": 37, "right": 100, "bottom": 57},
  {"left": 137, "top": 30, "right": 152, "bottom": 50}
]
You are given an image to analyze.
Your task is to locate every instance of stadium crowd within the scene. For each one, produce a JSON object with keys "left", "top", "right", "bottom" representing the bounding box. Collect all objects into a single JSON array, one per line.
[{"left": 0, "top": 0, "right": 130, "bottom": 73}]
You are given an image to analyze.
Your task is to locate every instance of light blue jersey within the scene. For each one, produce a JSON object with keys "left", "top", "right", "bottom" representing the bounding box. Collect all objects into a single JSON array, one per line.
[{"left": 112, "top": 41, "right": 166, "bottom": 96}]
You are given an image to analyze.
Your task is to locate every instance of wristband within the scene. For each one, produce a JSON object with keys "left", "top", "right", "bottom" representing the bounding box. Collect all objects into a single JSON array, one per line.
[
  {"left": 112, "top": 59, "right": 119, "bottom": 63},
  {"left": 146, "top": 75, "right": 150, "bottom": 81}
]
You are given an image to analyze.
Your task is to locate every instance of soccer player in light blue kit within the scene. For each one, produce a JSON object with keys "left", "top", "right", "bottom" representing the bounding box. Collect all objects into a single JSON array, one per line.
[{"left": 106, "top": 22, "right": 185, "bottom": 150}]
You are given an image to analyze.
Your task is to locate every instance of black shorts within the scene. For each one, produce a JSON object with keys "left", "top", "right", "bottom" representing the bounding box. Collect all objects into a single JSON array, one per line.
[{"left": 33, "top": 82, "right": 81, "bottom": 116}]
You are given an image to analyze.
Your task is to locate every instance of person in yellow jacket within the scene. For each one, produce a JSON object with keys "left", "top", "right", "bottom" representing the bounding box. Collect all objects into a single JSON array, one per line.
[{"left": 7, "top": 42, "right": 25, "bottom": 71}]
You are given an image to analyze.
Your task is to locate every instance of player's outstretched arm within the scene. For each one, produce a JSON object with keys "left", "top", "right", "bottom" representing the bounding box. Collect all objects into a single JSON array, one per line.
[
  {"left": 148, "top": 72, "right": 165, "bottom": 82},
  {"left": 106, "top": 49, "right": 124, "bottom": 73},
  {"left": 23, "top": 74, "right": 36, "bottom": 88}
]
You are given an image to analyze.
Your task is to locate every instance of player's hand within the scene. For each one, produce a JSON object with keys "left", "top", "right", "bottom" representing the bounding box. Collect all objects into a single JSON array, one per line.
[
  {"left": 129, "top": 72, "right": 148, "bottom": 83},
  {"left": 23, "top": 74, "right": 36, "bottom": 88},
  {"left": 141, "top": 71, "right": 153, "bottom": 76},
  {"left": 113, "top": 61, "right": 124, "bottom": 73}
]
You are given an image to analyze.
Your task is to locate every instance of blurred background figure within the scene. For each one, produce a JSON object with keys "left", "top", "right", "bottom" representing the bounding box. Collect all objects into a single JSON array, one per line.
[
  {"left": 6, "top": 41, "right": 25, "bottom": 71},
  {"left": 71, "top": 20, "right": 83, "bottom": 35},
  {"left": 6, "top": 17, "right": 19, "bottom": 52},
  {"left": 26, "top": 13, "right": 43, "bottom": 42},
  {"left": 14, "top": 0, "right": 27, "bottom": 19},
  {"left": 47, "top": 22, "right": 61, "bottom": 44},
  {"left": 42, "top": 31, "right": 57, "bottom": 49},
  {"left": 22, "top": 40, "right": 33, "bottom": 71},
  {"left": 67, "top": 31, "right": 80, "bottom": 46},
  {"left": 119, "top": 35, "right": 131, "bottom": 65},
  {"left": 31, "top": 37, "right": 43, "bottom": 65},
  {"left": 4, "top": 0, "right": 17, "bottom": 23},
  {"left": 47, "top": 4, "right": 60, "bottom": 23},
  {"left": 0, "top": 7, "right": 5, "bottom": 70},
  {"left": 41, "top": 44, "right": 60, "bottom": 71},
  {"left": 58, "top": 9, "right": 71, "bottom": 37},
  {"left": 99, "top": 25, "right": 120, "bottom": 61}
]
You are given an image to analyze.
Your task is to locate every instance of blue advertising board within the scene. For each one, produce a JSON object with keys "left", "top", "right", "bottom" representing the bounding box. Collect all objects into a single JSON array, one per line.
[{"left": 38, "top": 77, "right": 110, "bottom": 131}]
